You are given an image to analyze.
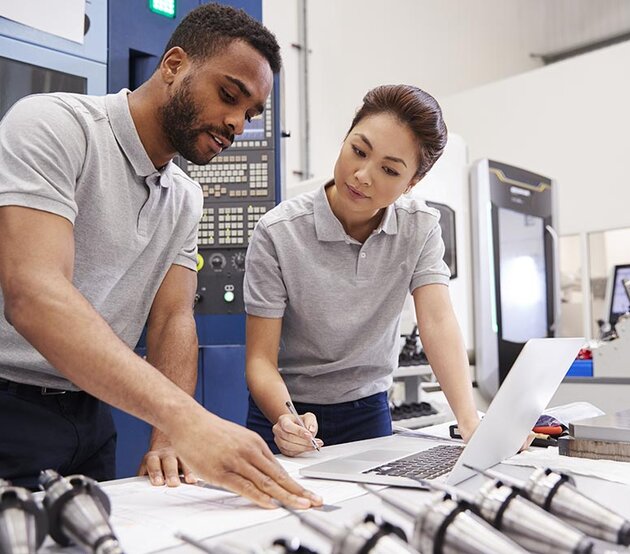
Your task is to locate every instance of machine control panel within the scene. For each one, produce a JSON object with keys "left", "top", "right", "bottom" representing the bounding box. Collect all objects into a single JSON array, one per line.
[{"left": 190, "top": 95, "right": 278, "bottom": 315}]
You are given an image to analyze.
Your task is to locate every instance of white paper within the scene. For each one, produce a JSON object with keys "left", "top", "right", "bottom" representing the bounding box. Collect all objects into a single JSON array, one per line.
[
  {"left": 504, "top": 447, "right": 630, "bottom": 486},
  {"left": 544, "top": 402, "right": 605, "bottom": 426},
  {"left": 106, "top": 470, "right": 370, "bottom": 554},
  {"left": 0, "top": 0, "right": 85, "bottom": 44}
]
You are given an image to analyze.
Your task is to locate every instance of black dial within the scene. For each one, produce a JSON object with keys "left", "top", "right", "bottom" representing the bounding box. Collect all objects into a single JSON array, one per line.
[
  {"left": 231, "top": 252, "right": 246, "bottom": 271},
  {"left": 209, "top": 253, "right": 226, "bottom": 271}
]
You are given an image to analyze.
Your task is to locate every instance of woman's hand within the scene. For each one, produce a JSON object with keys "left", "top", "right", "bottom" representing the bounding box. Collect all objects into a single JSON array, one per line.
[
  {"left": 457, "top": 415, "right": 481, "bottom": 443},
  {"left": 273, "top": 412, "right": 324, "bottom": 456},
  {"left": 457, "top": 416, "right": 535, "bottom": 453},
  {"left": 519, "top": 432, "right": 536, "bottom": 452}
]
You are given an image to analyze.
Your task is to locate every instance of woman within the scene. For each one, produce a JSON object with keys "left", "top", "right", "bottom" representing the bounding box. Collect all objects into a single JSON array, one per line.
[{"left": 243, "top": 84, "right": 479, "bottom": 456}]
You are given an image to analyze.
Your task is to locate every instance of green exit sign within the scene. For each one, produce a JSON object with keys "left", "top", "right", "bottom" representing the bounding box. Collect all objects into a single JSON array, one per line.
[{"left": 149, "top": 0, "right": 176, "bottom": 18}]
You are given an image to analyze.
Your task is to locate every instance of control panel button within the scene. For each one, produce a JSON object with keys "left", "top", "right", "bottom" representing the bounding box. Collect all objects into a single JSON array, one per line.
[{"left": 223, "top": 291, "right": 235, "bottom": 303}]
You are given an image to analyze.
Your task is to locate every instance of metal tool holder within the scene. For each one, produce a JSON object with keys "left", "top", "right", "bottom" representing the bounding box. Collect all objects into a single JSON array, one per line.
[
  {"left": 38, "top": 470, "right": 124, "bottom": 554},
  {"left": 0, "top": 478, "right": 48, "bottom": 554},
  {"left": 360, "top": 485, "right": 527, "bottom": 553},
  {"left": 472, "top": 465, "right": 630, "bottom": 546},
  {"left": 175, "top": 532, "right": 319, "bottom": 554},
  {"left": 426, "top": 475, "right": 594, "bottom": 553},
  {"left": 473, "top": 478, "right": 594, "bottom": 553},
  {"left": 282, "top": 505, "right": 419, "bottom": 554}
]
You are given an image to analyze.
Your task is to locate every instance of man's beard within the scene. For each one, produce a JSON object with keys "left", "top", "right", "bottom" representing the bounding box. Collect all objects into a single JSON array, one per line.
[{"left": 159, "top": 77, "right": 230, "bottom": 166}]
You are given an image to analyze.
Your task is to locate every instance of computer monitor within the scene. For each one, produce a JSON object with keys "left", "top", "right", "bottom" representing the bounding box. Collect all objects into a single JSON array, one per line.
[
  {"left": 606, "top": 263, "right": 630, "bottom": 328},
  {"left": 425, "top": 200, "right": 457, "bottom": 279}
]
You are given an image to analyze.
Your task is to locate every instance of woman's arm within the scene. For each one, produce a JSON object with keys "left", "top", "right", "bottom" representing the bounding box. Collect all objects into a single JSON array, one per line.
[
  {"left": 246, "top": 315, "right": 322, "bottom": 455},
  {"left": 412, "top": 284, "right": 480, "bottom": 441}
]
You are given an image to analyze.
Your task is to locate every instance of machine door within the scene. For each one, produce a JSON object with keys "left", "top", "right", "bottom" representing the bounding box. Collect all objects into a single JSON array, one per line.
[{"left": 472, "top": 160, "right": 558, "bottom": 399}]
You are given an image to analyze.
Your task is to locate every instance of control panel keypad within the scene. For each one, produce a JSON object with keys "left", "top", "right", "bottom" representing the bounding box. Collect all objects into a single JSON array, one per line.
[
  {"left": 247, "top": 205, "right": 267, "bottom": 241},
  {"left": 198, "top": 207, "right": 215, "bottom": 245},
  {"left": 188, "top": 153, "right": 271, "bottom": 202},
  {"left": 197, "top": 204, "right": 273, "bottom": 247}
]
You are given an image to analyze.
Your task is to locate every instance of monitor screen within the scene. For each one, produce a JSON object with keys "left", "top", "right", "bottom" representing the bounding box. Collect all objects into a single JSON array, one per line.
[
  {"left": 608, "top": 264, "right": 630, "bottom": 326},
  {"left": 0, "top": 56, "right": 87, "bottom": 120}
]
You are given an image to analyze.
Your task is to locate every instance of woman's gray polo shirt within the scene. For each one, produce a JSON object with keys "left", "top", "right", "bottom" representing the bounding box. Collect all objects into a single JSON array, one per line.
[
  {"left": 0, "top": 90, "right": 203, "bottom": 389},
  {"left": 244, "top": 184, "right": 450, "bottom": 404}
]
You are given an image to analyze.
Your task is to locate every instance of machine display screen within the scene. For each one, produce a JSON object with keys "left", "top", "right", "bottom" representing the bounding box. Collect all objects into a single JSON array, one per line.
[
  {"left": 609, "top": 264, "right": 630, "bottom": 325},
  {"left": 0, "top": 56, "right": 86, "bottom": 120},
  {"left": 498, "top": 208, "right": 548, "bottom": 342},
  {"left": 235, "top": 112, "right": 265, "bottom": 143}
]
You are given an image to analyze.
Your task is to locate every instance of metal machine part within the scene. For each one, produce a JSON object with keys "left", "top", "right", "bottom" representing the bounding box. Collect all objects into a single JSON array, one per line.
[
  {"left": 414, "top": 493, "right": 528, "bottom": 554},
  {"left": 176, "top": 532, "right": 319, "bottom": 554},
  {"left": 361, "top": 485, "right": 527, "bottom": 553},
  {"left": 473, "top": 465, "right": 630, "bottom": 545},
  {"left": 38, "top": 470, "right": 124, "bottom": 554},
  {"left": 413, "top": 477, "right": 592, "bottom": 554},
  {"left": 268, "top": 538, "right": 318, "bottom": 554},
  {"left": 471, "top": 478, "right": 593, "bottom": 553},
  {"left": 0, "top": 479, "right": 48, "bottom": 554},
  {"left": 283, "top": 505, "right": 419, "bottom": 554}
]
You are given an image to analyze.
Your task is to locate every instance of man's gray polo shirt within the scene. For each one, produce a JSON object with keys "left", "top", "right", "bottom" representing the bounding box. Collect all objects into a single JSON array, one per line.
[
  {"left": 244, "top": 183, "right": 450, "bottom": 404},
  {"left": 0, "top": 90, "right": 203, "bottom": 389}
]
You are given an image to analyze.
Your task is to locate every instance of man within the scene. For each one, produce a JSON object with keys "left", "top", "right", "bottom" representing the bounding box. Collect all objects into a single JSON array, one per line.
[{"left": 0, "top": 3, "right": 321, "bottom": 510}]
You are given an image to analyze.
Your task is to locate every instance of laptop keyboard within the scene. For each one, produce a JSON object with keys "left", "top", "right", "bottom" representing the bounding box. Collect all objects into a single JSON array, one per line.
[{"left": 363, "top": 444, "right": 464, "bottom": 480}]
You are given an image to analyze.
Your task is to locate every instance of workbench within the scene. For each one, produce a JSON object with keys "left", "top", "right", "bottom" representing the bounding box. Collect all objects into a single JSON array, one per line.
[{"left": 40, "top": 427, "right": 630, "bottom": 554}]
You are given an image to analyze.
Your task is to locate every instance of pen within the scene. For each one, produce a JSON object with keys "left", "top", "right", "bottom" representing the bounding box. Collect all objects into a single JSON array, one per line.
[{"left": 285, "top": 400, "right": 320, "bottom": 451}]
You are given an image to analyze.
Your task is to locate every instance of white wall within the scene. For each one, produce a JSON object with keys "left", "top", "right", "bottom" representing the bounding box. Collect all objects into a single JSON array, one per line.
[
  {"left": 303, "top": 0, "right": 546, "bottom": 183},
  {"left": 262, "top": 0, "right": 301, "bottom": 186},
  {"left": 441, "top": 40, "right": 630, "bottom": 236},
  {"left": 264, "top": 0, "right": 551, "bottom": 187},
  {"left": 264, "top": 0, "right": 630, "bottom": 191}
]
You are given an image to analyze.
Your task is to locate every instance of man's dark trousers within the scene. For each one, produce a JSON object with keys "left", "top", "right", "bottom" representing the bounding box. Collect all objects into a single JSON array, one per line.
[{"left": 0, "top": 378, "right": 117, "bottom": 490}]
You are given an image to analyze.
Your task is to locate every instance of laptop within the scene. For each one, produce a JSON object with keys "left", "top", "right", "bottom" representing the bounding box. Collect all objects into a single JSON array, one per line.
[{"left": 300, "top": 337, "right": 583, "bottom": 487}]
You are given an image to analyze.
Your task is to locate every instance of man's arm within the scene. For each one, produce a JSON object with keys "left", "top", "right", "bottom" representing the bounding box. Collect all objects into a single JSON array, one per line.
[
  {"left": 139, "top": 264, "right": 199, "bottom": 486},
  {"left": 413, "top": 284, "right": 480, "bottom": 441},
  {"left": 0, "top": 206, "right": 321, "bottom": 508}
]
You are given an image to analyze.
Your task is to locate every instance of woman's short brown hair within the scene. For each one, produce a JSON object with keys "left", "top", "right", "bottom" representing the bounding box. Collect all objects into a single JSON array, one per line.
[{"left": 347, "top": 84, "right": 447, "bottom": 180}]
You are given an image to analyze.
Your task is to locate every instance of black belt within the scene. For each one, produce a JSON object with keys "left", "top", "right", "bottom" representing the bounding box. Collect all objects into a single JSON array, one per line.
[{"left": 0, "top": 377, "right": 72, "bottom": 396}]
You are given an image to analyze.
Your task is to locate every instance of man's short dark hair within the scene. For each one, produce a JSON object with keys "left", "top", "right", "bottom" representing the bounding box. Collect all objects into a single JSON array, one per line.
[{"left": 162, "top": 3, "right": 281, "bottom": 73}]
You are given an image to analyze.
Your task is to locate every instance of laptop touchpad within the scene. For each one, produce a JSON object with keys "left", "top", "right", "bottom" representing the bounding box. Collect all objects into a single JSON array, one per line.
[{"left": 344, "top": 450, "right": 414, "bottom": 463}]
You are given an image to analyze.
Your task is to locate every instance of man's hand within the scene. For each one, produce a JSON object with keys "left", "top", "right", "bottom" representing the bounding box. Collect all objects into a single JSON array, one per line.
[
  {"left": 166, "top": 407, "right": 323, "bottom": 509},
  {"left": 272, "top": 412, "right": 324, "bottom": 457},
  {"left": 139, "top": 430, "right": 196, "bottom": 487}
]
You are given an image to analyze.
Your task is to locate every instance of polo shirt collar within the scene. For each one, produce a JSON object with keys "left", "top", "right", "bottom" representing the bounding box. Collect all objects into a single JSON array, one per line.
[
  {"left": 378, "top": 202, "right": 398, "bottom": 235},
  {"left": 106, "top": 89, "right": 173, "bottom": 188},
  {"left": 313, "top": 182, "right": 398, "bottom": 242}
]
